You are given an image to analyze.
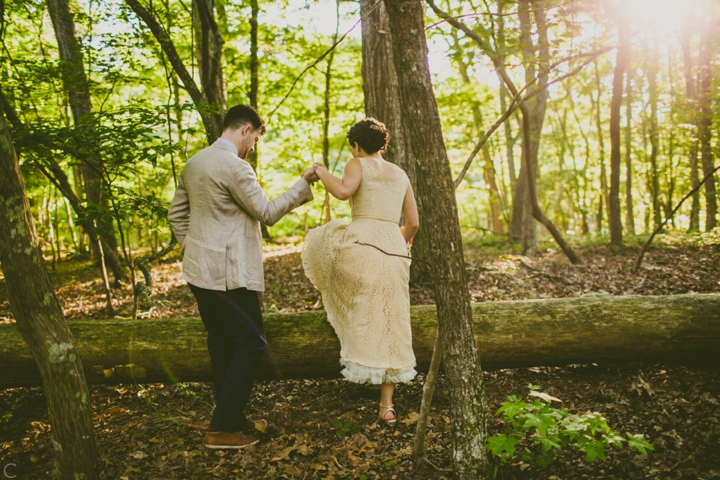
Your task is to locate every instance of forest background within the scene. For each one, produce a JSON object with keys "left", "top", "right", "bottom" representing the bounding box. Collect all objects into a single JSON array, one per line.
[{"left": 3, "top": 0, "right": 719, "bottom": 277}]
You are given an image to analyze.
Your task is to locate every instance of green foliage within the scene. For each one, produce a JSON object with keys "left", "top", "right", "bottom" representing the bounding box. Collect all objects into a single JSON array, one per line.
[
  {"left": 486, "top": 385, "right": 654, "bottom": 475},
  {"left": 1, "top": 412, "right": 11, "bottom": 423},
  {"left": 329, "top": 418, "right": 363, "bottom": 437}
]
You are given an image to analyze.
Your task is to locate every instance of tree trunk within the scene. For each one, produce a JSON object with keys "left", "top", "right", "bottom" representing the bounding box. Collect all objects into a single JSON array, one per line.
[
  {"left": 624, "top": 64, "right": 636, "bottom": 235},
  {"left": 246, "top": 0, "right": 260, "bottom": 171},
  {"left": 483, "top": 150, "right": 503, "bottom": 234},
  {"left": 698, "top": 19, "right": 717, "bottom": 231},
  {"left": 0, "top": 111, "right": 98, "bottom": 478},
  {"left": 360, "top": 0, "right": 431, "bottom": 284},
  {"left": 245, "top": 0, "right": 270, "bottom": 239},
  {"left": 647, "top": 40, "right": 662, "bottom": 230},
  {"left": 496, "top": 0, "right": 516, "bottom": 189},
  {"left": 1, "top": 294, "right": 718, "bottom": 387},
  {"left": 192, "top": 0, "right": 226, "bottom": 113},
  {"left": 46, "top": 0, "right": 126, "bottom": 283},
  {"left": 680, "top": 28, "right": 701, "bottom": 232},
  {"left": 609, "top": 18, "right": 630, "bottom": 246},
  {"left": 383, "top": 1, "right": 489, "bottom": 476},
  {"left": 321, "top": 0, "right": 340, "bottom": 225},
  {"left": 593, "top": 61, "right": 608, "bottom": 234},
  {"left": 515, "top": 0, "right": 550, "bottom": 256}
]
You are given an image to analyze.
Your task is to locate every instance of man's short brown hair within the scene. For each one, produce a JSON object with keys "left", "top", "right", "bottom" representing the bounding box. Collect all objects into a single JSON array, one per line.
[{"left": 223, "top": 104, "right": 266, "bottom": 134}]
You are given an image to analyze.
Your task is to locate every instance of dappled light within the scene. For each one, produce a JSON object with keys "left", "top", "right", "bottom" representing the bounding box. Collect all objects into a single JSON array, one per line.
[{"left": 0, "top": 0, "right": 719, "bottom": 478}]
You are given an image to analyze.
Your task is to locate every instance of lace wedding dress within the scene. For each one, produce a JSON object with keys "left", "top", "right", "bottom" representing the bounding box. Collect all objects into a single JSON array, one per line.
[{"left": 302, "top": 158, "right": 417, "bottom": 384}]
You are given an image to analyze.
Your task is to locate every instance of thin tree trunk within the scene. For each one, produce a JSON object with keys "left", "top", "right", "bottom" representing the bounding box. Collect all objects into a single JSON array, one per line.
[
  {"left": 0, "top": 110, "right": 98, "bottom": 479},
  {"left": 246, "top": 0, "right": 260, "bottom": 170},
  {"left": 624, "top": 63, "right": 636, "bottom": 235},
  {"left": 609, "top": 17, "right": 630, "bottom": 246},
  {"left": 680, "top": 28, "right": 701, "bottom": 232},
  {"left": 698, "top": 19, "right": 717, "bottom": 231},
  {"left": 321, "top": 0, "right": 340, "bottom": 224},
  {"left": 647, "top": 40, "right": 662, "bottom": 229},
  {"left": 54, "top": 188, "right": 64, "bottom": 257},
  {"left": 244, "top": 0, "right": 270, "bottom": 239},
  {"left": 496, "top": 0, "right": 516, "bottom": 189},
  {"left": 63, "top": 196, "right": 80, "bottom": 251},
  {"left": 95, "top": 225, "right": 114, "bottom": 316},
  {"left": 413, "top": 328, "right": 442, "bottom": 462},
  {"left": 483, "top": 150, "right": 503, "bottom": 233},
  {"left": 593, "top": 61, "right": 608, "bottom": 234},
  {"left": 384, "top": 1, "right": 489, "bottom": 476}
]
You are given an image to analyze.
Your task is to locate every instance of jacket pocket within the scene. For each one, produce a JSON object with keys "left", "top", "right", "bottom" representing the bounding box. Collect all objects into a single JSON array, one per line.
[{"left": 182, "top": 235, "right": 226, "bottom": 282}]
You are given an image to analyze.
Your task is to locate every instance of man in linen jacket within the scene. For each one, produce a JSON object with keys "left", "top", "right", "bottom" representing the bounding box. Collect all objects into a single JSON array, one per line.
[{"left": 168, "top": 104, "right": 317, "bottom": 450}]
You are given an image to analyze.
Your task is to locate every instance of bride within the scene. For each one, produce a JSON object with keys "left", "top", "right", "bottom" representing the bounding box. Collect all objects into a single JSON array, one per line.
[{"left": 302, "top": 118, "right": 419, "bottom": 426}]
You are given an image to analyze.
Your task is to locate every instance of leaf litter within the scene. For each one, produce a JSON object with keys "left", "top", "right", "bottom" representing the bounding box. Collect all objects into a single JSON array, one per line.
[{"left": 0, "top": 242, "right": 719, "bottom": 478}]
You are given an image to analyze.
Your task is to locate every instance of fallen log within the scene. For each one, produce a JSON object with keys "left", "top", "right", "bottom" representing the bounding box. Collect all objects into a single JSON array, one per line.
[{"left": 0, "top": 294, "right": 718, "bottom": 387}]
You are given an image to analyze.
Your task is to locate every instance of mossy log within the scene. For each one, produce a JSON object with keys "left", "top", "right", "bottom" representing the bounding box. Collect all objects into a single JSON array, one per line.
[{"left": 0, "top": 294, "right": 718, "bottom": 387}]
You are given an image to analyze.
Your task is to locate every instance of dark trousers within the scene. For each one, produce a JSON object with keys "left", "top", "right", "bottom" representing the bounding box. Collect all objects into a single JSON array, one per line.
[{"left": 189, "top": 283, "right": 267, "bottom": 433}]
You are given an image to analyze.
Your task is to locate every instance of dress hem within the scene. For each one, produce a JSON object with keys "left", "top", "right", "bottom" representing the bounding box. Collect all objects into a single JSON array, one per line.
[{"left": 340, "top": 358, "right": 417, "bottom": 385}]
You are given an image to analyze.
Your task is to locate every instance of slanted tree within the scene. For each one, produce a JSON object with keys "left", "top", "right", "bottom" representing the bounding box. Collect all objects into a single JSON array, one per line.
[
  {"left": 0, "top": 110, "right": 98, "bottom": 478},
  {"left": 125, "top": 0, "right": 223, "bottom": 142},
  {"left": 383, "top": 0, "right": 489, "bottom": 476}
]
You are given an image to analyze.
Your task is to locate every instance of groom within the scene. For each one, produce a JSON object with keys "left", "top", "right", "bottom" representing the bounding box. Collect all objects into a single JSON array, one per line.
[{"left": 168, "top": 104, "right": 317, "bottom": 449}]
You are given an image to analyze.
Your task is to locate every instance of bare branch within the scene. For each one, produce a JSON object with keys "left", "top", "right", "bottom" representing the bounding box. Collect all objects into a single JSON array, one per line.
[
  {"left": 453, "top": 45, "right": 614, "bottom": 188},
  {"left": 124, "top": 0, "right": 222, "bottom": 142},
  {"left": 266, "top": 0, "right": 384, "bottom": 120},
  {"left": 635, "top": 165, "right": 720, "bottom": 271}
]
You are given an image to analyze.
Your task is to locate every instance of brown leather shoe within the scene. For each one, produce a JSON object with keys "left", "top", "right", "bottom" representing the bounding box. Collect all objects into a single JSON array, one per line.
[{"left": 202, "top": 430, "right": 260, "bottom": 449}]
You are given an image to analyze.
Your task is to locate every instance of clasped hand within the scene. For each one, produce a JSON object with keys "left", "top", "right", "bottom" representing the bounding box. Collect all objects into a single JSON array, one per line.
[{"left": 301, "top": 162, "right": 327, "bottom": 184}]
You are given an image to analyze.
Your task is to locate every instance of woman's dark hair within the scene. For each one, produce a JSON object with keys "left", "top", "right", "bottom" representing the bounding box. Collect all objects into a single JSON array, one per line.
[
  {"left": 347, "top": 118, "right": 390, "bottom": 154},
  {"left": 223, "top": 104, "right": 266, "bottom": 134}
]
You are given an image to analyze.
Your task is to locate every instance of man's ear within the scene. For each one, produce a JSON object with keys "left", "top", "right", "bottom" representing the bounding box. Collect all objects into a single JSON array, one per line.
[{"left": 240, "top": 123, "right": 253, "bottom": 136}]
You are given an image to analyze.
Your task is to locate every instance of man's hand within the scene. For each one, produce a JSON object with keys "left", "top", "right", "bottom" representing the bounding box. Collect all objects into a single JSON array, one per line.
[{"left": 302, "top": 164, "right": 320, "bottom": 184}]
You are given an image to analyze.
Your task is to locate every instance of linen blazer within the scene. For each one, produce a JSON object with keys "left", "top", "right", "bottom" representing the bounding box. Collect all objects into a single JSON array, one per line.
[{"left": 168, "top": 140, "right": 313, "bottom": 291}]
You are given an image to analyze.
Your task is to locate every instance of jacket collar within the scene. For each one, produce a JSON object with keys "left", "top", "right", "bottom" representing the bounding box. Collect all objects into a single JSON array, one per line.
[{"left": 212, "top": 138, "right": 239, "bottom": 157}]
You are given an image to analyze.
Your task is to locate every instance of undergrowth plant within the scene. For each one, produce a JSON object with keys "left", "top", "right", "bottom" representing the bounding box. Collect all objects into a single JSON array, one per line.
[
  {"left": 329, "top": 418, "right": 363, "bottom": 436},
  {"left": 486, "top": 384, "right": 653, "bottom": 477}
]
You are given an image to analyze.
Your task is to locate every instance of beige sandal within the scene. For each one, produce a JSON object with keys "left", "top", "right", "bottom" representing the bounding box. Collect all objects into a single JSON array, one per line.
[{"left": 378, "top": 403, "right": 397, "bottom": 427}]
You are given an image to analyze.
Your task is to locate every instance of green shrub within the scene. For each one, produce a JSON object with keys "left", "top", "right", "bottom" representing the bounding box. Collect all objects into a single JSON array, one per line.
[{"left": 486, "top": 384, "right": 653, "bottom": 477}]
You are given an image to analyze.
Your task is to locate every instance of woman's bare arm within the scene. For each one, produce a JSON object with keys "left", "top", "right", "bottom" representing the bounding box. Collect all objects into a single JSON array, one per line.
[
  {"left": 401, "top": 183, "right": 419, "bottom": 243},
  {"left": 315, "top": 158, "right": 362, "bottom": 201}
]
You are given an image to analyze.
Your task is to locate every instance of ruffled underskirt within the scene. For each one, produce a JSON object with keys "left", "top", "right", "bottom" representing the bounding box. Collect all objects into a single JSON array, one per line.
[{"left": 340, "top": 358, "right": 417, "bottom": 385}]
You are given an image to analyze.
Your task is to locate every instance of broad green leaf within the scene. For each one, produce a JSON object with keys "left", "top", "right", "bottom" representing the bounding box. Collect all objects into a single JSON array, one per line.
[
  {"left": 627, "top": 434, "right": 655, "bottom": 456},
  {"left": 486, "top": 434, "right": 520, "bottom": 458}
]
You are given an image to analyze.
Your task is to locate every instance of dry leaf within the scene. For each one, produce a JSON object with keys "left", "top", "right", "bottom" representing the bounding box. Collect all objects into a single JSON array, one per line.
[
  {"left": 271, "top": 446, "right": 296, "bottom": 462},
  {"left": 401, "top": 411, "right": 420, "bottom": 425}
]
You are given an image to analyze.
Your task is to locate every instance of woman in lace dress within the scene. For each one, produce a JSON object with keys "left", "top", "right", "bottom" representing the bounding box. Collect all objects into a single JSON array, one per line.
[{"left": 301, "top": 118, "right": 419, "bottom": 426}]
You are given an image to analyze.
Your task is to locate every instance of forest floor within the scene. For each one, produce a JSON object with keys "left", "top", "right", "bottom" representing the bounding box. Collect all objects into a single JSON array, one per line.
[{"left": 1, "top": 234, "right": 719, "bottom": 479}]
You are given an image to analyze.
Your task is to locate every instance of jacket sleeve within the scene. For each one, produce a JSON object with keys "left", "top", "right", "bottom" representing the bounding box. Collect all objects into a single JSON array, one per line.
[
  {"left": 226, "top": 161, "right": 314, "bottom": 226},
  {"left": 167, "top": 174, "right": 190, "bottom": 247}
]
